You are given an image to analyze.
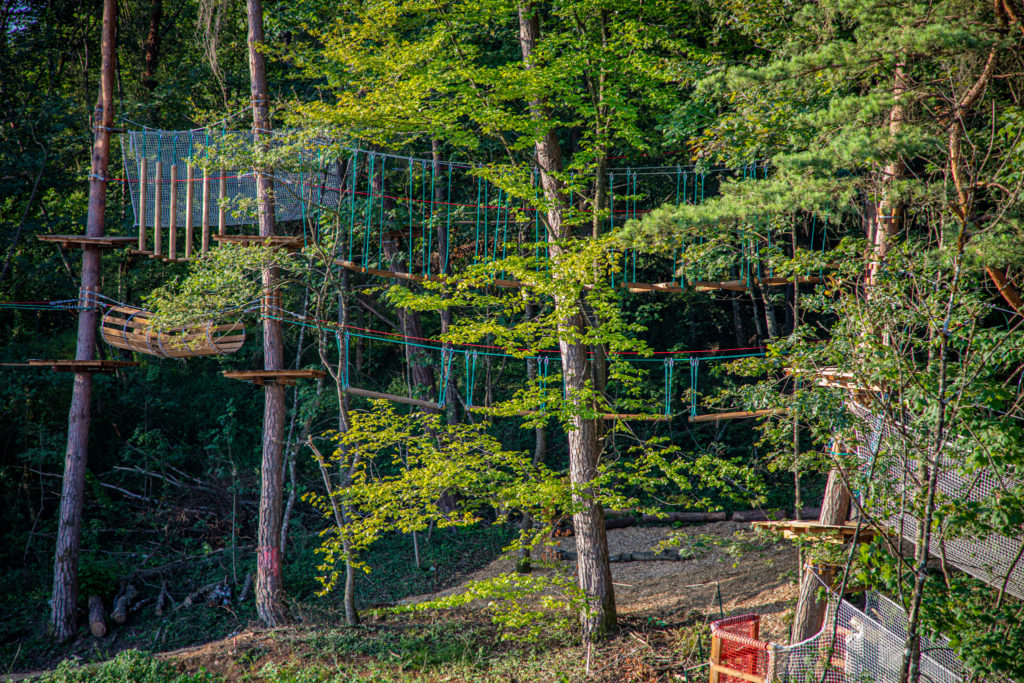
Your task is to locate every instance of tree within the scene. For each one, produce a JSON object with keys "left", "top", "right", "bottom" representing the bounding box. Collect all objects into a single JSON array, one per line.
[
  {"left": 286, "top": 0, "right": 709, "bottom": 640},
  {"left": 49, "top": 0, "right": 117, "bottom": 641}
]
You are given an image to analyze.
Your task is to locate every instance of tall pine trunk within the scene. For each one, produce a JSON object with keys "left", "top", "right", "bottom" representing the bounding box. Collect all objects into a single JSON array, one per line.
[
  {"left": 247, "top": 0, "right": 289, "bottom": 627},
  {"left": 518, "top": 3, "right": 615, "bottom": 639},
  {"left": 50, "top": 0, "right": 116, "bottom": 641}
]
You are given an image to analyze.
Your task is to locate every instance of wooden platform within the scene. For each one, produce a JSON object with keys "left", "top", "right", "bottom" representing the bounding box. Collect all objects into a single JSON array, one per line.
[
  {"left": 37, "top": 235, "right": 136, "bottom": 250},
  {"left": 343, "top": 386, "right": 441, "bottom": 410},
  {"left": 688, "top": 408, "right": 779, "bottom": 423},
  {"left": 223, "top": 369, "right": 325, "bottom": 386},
  {"left": 25, "top": 359, "right": 139, "bottom": 373},
  {"left": 752, "top": 519, "right": 877, "bottom": 544},
  {"left": 785, "top": 366, "right": 881, "bottom": 393},
  {"left": 694, "top": 276, "right": 823, "bottom": 293},
  {"left": 213, "top": 235, "right": 306, "bottom": 250}
]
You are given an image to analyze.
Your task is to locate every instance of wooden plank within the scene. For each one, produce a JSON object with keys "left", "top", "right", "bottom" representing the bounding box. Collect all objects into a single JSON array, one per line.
[
  {"left": 709, "top": 663, "right": 764, "bottom": 683},
  {"left": 334, "top": 260, "right": 524, "bottom": 288},
  {"left": 168, "top": 164, "right": 177, "bottom": 261},
  {"left": 153, "top": 160, "right": 163, "bottom": 258},
  {"left": 201, "top": 170, "right": 210, "bottom": 255},
  {"left": 184, "top": 165, "right": 194, "bottom": 259},
  {"left": 223, "top": 369, "right": 326, "bottom": 386},
  {"left": 343, "top": 386, "right": 441, "bottom": 410},
  {"left": 688, "top": 408, "right": 780, "bottom": 423},
  {"left": 138, "top": 158, "right": 147, "bottom": 251},
  {"left": 37, "top": 235, "right": 136, "bottom": 249},
  {"left": 218, "top": 172, "right": 226, "bottom": 236},
  {"left": 466, "top": 406, "right": 671, "bottom": 421},
  {"left": 752, "top": 520, "right": 877, "bottom": 543}
]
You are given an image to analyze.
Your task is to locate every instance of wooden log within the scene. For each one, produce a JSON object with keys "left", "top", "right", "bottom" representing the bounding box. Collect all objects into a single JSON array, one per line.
[
  {"left": 343, "top": 386, "right": 441, "bottom": 411},
  {"left": 731, "top": 509, "right": 785, "bottom": 522},
  {"left": 185, "top": 165, "right": 194, "bottom": 258},
  {"left": 201, "top": 170, "right": 210, "bottom": 255},
  {"left": 218, "top": 172, "right": 226, "bottom": 235},
  {"left": 640, "top": 511, "right": 728, "bottom": 524},
  {"left": 111, "top": 583, "right": 138, "bottom": 624},
  {"left": 168, "top": 164, "right": 177, "bottom": 260},
  {"left": 88, "top": 595, "right": 107, "bottom": 637},
  {"left": 238, "top": 572, "right": 254, "bottom": 602},
  {"left": 688, "top": 408, "right": 780, "bottom": 423},
  {"left": 138, "top": 157, "right": 147, "bottom": 251},
  {"left": 155, "top": 579, "right": 170, "bottom": 616},
  {"left": 153, "top": 160, "right": 163, "bottom": 257}
]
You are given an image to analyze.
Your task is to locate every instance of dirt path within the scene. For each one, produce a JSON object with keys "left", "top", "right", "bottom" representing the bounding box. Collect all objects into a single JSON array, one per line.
[{"left": 409, "top": 520, "right": 799, "bottom": 643}]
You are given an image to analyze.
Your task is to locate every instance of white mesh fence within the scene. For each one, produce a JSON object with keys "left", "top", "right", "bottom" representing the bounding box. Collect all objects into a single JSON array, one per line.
[
  {"left": 848, "top": 402, "right": 1024, "bottom": 600},
  {"left": 767, "top": 591, "right": 967, "bottom": 682},
  {"left": 121, "top": 129, "right": 347, "bottom": 228}
]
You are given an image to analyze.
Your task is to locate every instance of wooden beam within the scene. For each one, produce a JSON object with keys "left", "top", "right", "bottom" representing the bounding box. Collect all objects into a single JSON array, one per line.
[
  {"left": 222, "top": 369, "right": 325, "bottom": 386},
  {"left": 688, "top": 408, "right": 779, "bottom": 423},
  {"left": 38, "top": 235, "right": 136, "bottom": 250},
  {"left": 467, "top": 406, "right": 671, "bottom": 421},
  {"left": 214, "top": 234, "right": 305, "bottom": 251},
  {"left": 27, "top": 359, "right": 138, "bottom": 373},
  {"left": 342, "top": 385, "right": 441, "bottom": 410}
]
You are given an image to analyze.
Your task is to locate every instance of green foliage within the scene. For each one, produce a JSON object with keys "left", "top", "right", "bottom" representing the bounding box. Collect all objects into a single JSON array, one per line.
[
  {"left": 39, "top": 650, "right": 219, "bottom": 683},
  {"left": 392, "top": 573, "right": 584, "bottom": 642}
]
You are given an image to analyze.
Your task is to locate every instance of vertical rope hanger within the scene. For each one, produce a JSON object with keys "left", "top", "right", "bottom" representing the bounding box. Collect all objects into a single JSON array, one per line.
[
  {"left": 426, "top": 160, "right": 435, "bottom": 276},
  {"left": 363, "top": 153, "right": 375, "bottom": 268},
  {"left": 474, "top": 174, "right": 483, "bottom": 265},
  {"left": 689, "top": 357, "right": 700, "bottom": 417},
  {"left": 408, "top": 158, "right": 414, "bottom": 271},
  {"left": 348, "top": 150, "right": 358, "bottom": 263},
  {"left": 443, "top": 164, "right": 453, "bottom": 275},
  {"left": 663, "top": 358, "right": 674, "bottom": 416},
  {"left": 377, "top": 155, "right": 386, "bottom": 269}
]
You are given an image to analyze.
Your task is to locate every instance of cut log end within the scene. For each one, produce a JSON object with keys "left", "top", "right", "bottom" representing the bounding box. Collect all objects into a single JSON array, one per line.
[{"left": 88, "top": 595, "right": 107, "bottom": 637}]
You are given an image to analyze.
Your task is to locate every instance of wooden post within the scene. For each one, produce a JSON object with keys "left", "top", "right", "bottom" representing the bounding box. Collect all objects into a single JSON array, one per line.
[
  {"left": 218, "top": 172, "right": 227, "bottom": 235},
  {"left": 168, "top": 164, "right": 177, "bottom": 260},
  {"left": 137, "top": 157, "right": 147, "bottom": 251},
  {"left": 185, "top": 165, "right": 194, "bottom": 258},
  {"left": 50, "top": 0, "right": 116, "bottom": 642},
  {"left": 201, "top": 170, "right": 210, "bottom": 254},
  {"left": 790, "top": 467, "right": 850, "bottom": 643},
  {"left": 153, "top": 160, "right": 162, "bottom": 258},
  {"left": 709, "top": 630, "right": 722, "bottom": 683}
]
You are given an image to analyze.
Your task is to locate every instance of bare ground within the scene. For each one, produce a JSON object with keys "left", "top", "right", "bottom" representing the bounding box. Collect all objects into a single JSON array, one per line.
[{"left": 138, "top": 520, "right": 799, "bottom": 682}]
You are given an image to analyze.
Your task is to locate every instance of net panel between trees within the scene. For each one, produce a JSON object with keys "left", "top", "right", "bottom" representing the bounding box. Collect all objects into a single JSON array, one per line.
[
  {"left": 712, "top": 591, "right": 969, "bottom": 682},
  {"left": 850, "top": 402, "right": 1024, "bottom": 601}
]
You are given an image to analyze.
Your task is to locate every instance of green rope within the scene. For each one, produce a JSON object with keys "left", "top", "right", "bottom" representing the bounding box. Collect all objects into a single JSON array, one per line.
[
  {"left": 377, "top": 156, "right": 386, "bottom": 269},
  {"left": 427, "top": 160, "right": 435, "bottom": 276},
  {"left": 408, "top": 159, "right": 414, "bottom": 271},
  {"left": 363, "top": 153, "right": 374, "bottom": 268},
  {"left": 689, "top": 358, "right": 699, "bottom": 417},
  {"left": 663, "top": 359, "right": 674, "bottom": 416},
  {"left": 348, "top": 151, "right": 357, "bottom": 263},
  {"left": 444, "top": 164, "right": 453, "bottom": 274},
  {"left": 474, "top": 175, "right": 482, "bottom": 264}
]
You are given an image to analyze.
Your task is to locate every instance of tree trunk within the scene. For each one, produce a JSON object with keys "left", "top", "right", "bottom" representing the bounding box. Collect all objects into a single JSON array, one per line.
[
  {"left": 790, "top": 468, "right": 849, "bottom": 643},
  {"left": 517, "top": 349, "right": 548, "bottom": 573},
  {"left": 519, "top": 3, "right": 615, "bottom": 640},
  {"left": 50, "top": 0, "right": 116, "bottom": 642},
  {"left": 247, "top": 0, "right": 289, "bottom": 627},
  {"left": 142, "top": 0, "right": 162, "bottom": 91}
]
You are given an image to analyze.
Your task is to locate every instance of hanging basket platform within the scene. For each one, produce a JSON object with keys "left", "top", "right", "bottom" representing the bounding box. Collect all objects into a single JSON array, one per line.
[
  {"left": 223, "top": 369, "right": 325, "bottom": 386},
  {"left": 101, "top": 306, "right": 246, "bottom": 358},
  {"left": 467, "top": 406, "right": 671, "bottom": 421},
  {"left": 38, "top": 235, "right": 136, "bottom": 250}
]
